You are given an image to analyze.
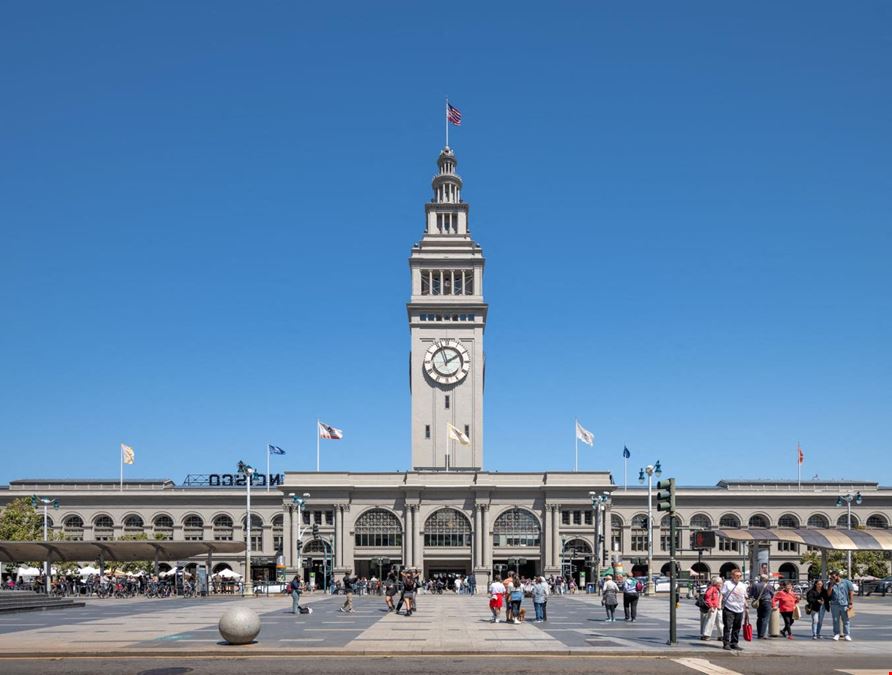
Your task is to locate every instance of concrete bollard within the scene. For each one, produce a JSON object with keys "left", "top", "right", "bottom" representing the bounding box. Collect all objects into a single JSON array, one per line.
[
  {"left": 218, "top": 606, "right": 261, "bottom": 645},
  {"left": 769, "top": 607, "right": 781, "bottom": 637}
]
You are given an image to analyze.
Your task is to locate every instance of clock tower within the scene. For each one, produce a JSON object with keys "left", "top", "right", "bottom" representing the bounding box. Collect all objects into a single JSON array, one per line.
[{"left": 408, "top": 146, "right": 486, "bottom": 471}]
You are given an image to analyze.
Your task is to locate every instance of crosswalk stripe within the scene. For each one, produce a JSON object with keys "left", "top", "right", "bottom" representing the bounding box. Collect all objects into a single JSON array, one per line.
[{"left": 673, "top": 658, "right": 743, "bottom": 675}]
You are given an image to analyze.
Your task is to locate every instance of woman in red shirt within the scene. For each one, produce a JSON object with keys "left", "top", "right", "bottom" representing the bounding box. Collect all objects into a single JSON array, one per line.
[
  {"left": 773, "top": 581, "right": 801, "bottom": 639},
  {"left": 700, "top": 577, "right": 724, "bottom": 640}
]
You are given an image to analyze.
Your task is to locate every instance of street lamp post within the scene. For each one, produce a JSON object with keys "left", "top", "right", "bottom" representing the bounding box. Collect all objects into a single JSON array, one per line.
[
  {"left": 289, "top": 492, "right": 310, "bottom": 576},
  {"left": 589, "top": 491, "right": 611, "bottom": 594},
  {"left": 638, "top": 460, "right": 662, "bottom": 595},
  {"left": 836, "top": 491, "right": 862, "bottom": 579},
  {"left": 31, "top": 495, "right": 59, "bottom": 594},
  {"left": 237, "top": 461, "right": 256, "bottom": 595}
]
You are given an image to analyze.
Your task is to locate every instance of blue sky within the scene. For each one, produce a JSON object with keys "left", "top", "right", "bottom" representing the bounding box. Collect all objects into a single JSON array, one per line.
[{"left": 1, "top": 2, "right": 890, "bottom": 487}]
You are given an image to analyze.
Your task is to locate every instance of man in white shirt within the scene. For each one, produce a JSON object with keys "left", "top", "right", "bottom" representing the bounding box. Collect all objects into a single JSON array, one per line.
[
  {"left": 721, "top": 568, "right": 747, "bottom": 650},
  {"left": 488, "top": 575, "right": 506, "bottom": 623}
]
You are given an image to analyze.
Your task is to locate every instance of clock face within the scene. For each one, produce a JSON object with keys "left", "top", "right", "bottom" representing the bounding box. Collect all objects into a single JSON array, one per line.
[{"left": 423, "top": 339, "right": 471, "bottom": 385}]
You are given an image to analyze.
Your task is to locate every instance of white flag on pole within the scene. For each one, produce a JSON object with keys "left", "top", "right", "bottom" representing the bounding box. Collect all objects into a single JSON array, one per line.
[
  {"left": 121, "top": 443, "right": 135, "bottom": 464},
  {"left": 447, "top": 423, "right": 471, "bottom": 446},
  {"left": 318, "top": 422, "right": 343, "bottom": 440},
  {"left": 575, "top": 421, "right": 594, "bottom": 446}
]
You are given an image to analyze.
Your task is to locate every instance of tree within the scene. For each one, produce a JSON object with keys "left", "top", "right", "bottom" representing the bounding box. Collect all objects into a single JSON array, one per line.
[
  {"left": 105, "top": 533, "right": 167, "bottom": 576},
  {"left": 0, "top": 497, "right": 44, "bottom": 541},
  {"left": 800, "top": 549, "right": 891, "bottom": 579}
]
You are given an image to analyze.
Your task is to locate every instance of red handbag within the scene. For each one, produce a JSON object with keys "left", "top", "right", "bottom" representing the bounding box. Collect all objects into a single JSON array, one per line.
[{"left": 743, "top": 611, "right": 753, "bottom": 642}]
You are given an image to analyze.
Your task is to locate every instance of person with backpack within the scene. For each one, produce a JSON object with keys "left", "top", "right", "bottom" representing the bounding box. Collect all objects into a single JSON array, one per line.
[
  {"left": 384, "top": 571, "right": 399, "bottom": 612},
  {"left": 508, "top": 573, "right": 524, "bottom": 624},
  {"left": 618, "top": 573, "right": 641, "bottom": 622},
  {"left": 601, "top": 574, "right": 619, "bottom": 622},
  {"left": 700, "top": 577, "right": 724, "bottom": 640},
  {"left": 400, "top": 567, "right": 418, "bottom": 616},
  {"left": 748, "top": 574, "right": 775, "bottom": 639}
]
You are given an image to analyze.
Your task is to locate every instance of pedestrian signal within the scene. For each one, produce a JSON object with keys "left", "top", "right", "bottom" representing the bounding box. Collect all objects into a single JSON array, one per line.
[{"left": 690, "top": 530, "right": 716, "bottom": 549}]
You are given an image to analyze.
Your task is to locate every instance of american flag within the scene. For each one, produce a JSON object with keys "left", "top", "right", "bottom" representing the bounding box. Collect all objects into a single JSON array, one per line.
[
  {"left": 447, "top": 103, "right": 462, "bottom": 126},
  {"left": 318, "top": 422, "right": 343, "bottom": 440}
]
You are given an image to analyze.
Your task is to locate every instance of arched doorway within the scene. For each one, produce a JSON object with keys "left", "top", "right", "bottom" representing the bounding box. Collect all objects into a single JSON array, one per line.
[
  {"left": 302, "top": 538, "right": 333, "bottom": 589},
  {"left": 562, "top": 538, "right": 593, "bottom": 588},
  {"left": 424, "top": 508, "right": 472, "bottom": 582},
  {"left": 719, "top": 562, "right": 739, "bottom": 579},
  {"left": 353, "top": 508, "right": 403, "bottom": 579},
  {"left": 778, "top": 562, "right": 798, "bottom": 580},
  {"left": 660, "top": 561, "right": 680, "bottom": 576},
  {"left": 492, "top": 508, "right": 541, "bottom": 580},
  {"left": 691, "top": 562, "right": 711, "bottom": 580}
]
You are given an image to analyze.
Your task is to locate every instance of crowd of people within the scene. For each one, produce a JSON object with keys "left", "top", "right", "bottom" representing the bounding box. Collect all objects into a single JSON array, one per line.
[{"left": 696, "top": 568, "right": 856, "bottom": 648}]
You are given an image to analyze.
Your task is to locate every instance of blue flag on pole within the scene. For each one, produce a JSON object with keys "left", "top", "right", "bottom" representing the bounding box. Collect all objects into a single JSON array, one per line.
[
  {"left": 268, "top": 445, "right": 286, "bottom": 455},
  {"left": 622, "top": 446, "right": 630, "bottom": 459}
]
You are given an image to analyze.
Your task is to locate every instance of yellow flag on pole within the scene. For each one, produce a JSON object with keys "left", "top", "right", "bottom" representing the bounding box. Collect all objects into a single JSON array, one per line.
[{"left": 447, "top": 423, "right": 471, "bottom": 446}]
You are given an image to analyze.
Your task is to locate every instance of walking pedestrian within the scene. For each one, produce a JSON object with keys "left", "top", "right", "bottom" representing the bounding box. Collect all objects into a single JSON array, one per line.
[
  {"left": 773, "top": 580, "right": 800, "bottom": 639},
  {"left": 384, "top": 571, "right": 398, "bottom": 612},
  {"left": 468, "top": 572, "right": 477, "bottom": 595},
  {"left": 489, "top": 574, "right": 506, "bottom": 623},
  {"left": 748, "top": 574, "right": 775, "bottom": 639},
  {"left": 700, "top": 577, "right": 724, "bottom": 641},
  {"left": 618, "top": 574, "right": 640, "bottom": 622},
  {"left": 827, "top": 570, "right": 855, "bottom": 641},
  {"left": 601, "top": 575, "right": 619, "bottom": 622},
  {"left": 339, "top": 571, "right": 356, "bottom": 613},
  {"left": 401, "top": 567, "right": 418, "bottom": 616},
  {"left": 531, "top": 576, "right": 549, "bottom": 623},
  {"left": 508, "top": 574, "right": 524, "bottom": 624},
  {"left": 289, "top": 574, "right": 303, "bottom": 614},
  {"left": 721, "top": 569, "right": 747, "bottom": 651},
  {"left": 806, "top": 579, "right": 830, "bottom": 639}
]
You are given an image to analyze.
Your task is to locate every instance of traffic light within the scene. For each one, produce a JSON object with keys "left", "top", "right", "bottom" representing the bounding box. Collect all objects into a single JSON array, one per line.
[
  {"left": 656, "top": 477, "right": 676, "bottom": 513},
  {"left": 312, "top": 523, "right": 320, "bottom": 538}
]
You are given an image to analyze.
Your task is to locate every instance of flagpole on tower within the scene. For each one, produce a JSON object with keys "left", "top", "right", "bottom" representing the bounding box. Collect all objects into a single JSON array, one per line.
[{"left": 445, "top": 97, "right": 449, "bottom": 148}]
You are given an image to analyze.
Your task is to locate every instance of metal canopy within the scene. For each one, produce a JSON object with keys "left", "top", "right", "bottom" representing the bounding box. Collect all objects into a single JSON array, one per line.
[
  {"left": 0, "top": 540, "right": 245, "bottom": 563},
  {"left": 712, "top": 528, "right": 892, "bottom": 552}
]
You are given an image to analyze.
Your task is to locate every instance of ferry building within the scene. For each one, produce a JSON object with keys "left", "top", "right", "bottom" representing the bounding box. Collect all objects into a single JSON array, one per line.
[{"left": 2, "top": 146, "right": 890, "bottom": 586}]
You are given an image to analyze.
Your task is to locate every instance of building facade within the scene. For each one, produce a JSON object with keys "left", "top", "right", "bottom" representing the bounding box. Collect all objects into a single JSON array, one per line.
[{"left": 2, "top": 146, "right": 890, "bottom": 585}]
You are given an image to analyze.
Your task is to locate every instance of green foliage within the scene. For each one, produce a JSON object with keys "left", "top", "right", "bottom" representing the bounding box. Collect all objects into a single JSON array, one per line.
[
  {"left": 0, "top": 497, "right": 44, "bottom": 541},
  {"left": 800, "top": 549, "right": 891, "bottom": 578},
  {"left": 105, "top": 533, "right": 166, "bottom": 575}
]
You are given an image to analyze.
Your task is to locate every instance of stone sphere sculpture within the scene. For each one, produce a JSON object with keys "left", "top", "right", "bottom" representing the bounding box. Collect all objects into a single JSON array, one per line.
[{"left": 218, "top": 606, "right": 261, "bottom": 645}]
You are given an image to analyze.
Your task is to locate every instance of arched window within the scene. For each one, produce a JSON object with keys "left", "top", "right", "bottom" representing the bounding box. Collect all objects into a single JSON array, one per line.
[
  {"left": 807, "top": 514, "right": 829, "bottom": 528},
  {"left": 242, "top": 514, "right": 263, "bottom": 550},
  {"left": 748, "top": 514, "right": 770, "bottom": 528},
  {"left": 610, "top": 514, "right": 623, "bottom": 553},
  {"left": 690, "top": 514, "right": 711, "bottom": 530},
  {"left": 837, "top": 513, "right": 859, "bottom": 528},
  {"left": 866, "top": 514, "right": 888, "bottom": 529},
  {"left": 63, "top": 515, "right": 84, "bottom": 540},
  {"left": 153, "top": 515, "right": 174, "bottom": 540},
  {"left": 93, "top": 515, "right": 114, "bottom": 541},
  {"left": 272, "top": 514, "right": 284, "bottom": 552},
  {"left": 123, "top": 515, "right": 144, "bottom": 536},
  {"left": 778, "top": 514, "right": 799, "bottom": 528},
  {"left": 493, "top": 508, "right": 540, "bottom": 547},
  {"left": 660, "top": 515, "right": 682, "bottom": 551},
  {"left": 718, "top": 515, "right": 739, "bottom": 552},
  {"left": 630, "top": 514, "right": 648, "bottom": 552},
  {"left": 213, "top": 515, "right": 233, "bottom": 541},
  {"left": 354, "top": 509, "right": 402, "bottom": 547},
  {"left": 45, "top": 516, "right": 54, "bottom": 529},
  {"left": 424, "top": 509, "right": 471, "bottom": 547},
  {"left": 303, "top": 539, "right": 330, "bottom": 554},
  {"left": 184, "top": 515, "right": 204, "bottom": 541},
  {"left": 719, "top": 514, "right": 740, "bottom": 528},
  {"left": 563, "top": 537, "right": 592, "bottom": 558}
]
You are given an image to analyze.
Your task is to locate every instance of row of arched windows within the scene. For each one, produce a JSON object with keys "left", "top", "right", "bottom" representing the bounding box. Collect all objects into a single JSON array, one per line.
[
  {"left": 616, "top": 512, "right": 889, "bottom": 530},
  {"left": 52, "top": 513, "right": 284, "bottom": 542}
]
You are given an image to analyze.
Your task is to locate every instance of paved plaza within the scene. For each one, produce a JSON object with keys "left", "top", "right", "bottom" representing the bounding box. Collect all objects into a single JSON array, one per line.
[{"left": 0, "top": 592, "right": 890, "bottom": 662}]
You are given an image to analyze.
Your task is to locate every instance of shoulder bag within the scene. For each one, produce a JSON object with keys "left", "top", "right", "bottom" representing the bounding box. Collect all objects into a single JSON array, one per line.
[{"left": 750, "top": 582, "right": 767, "bottom": 609}]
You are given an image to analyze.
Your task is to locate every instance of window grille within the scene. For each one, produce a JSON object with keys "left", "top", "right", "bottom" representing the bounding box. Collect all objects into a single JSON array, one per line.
[
  {"left": 184, "top": 515, "right": 204, "bottom": 541},
  {"left": 424, "top": 509, "right": 471, "bottom": 547},
  {"left": 153, "top": 515, "right": 174, "bottom": 540},
  {"left": 354, "top": 509, "right": 403, "bottom": 547},
  {"left": 213, "top": 515, "right": 234, "bottom": 541},
  {"left": 493, "top": 508, "right": 540, "bottom": 547}
]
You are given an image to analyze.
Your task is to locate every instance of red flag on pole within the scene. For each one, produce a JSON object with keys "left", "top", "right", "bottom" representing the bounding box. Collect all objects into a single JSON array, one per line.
[{"left": 798, "top": 444, "right": 804, "bottom": 464}]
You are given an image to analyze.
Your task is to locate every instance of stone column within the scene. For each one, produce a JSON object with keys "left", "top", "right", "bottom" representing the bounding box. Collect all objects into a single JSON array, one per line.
[
  {"left": 544, "top": 505, "right": 553, "bottom": 568},
  {"left": 481, "top": 505, "right": 491, "bottom": 569},
  {"left": 414, "top": 506, "right": 423, "bottom": 572},
  {"left": 288, "top": 505, "right": 297, "bottom": 567},
  {"left": 335, "top": 505, "right": 344, "bottom": 568},
  {"left": 602, "top": 508, "right": 613, "bottom": 566},
  {"left": 473, "top": 505, "right": 482, "bottom": 569},
  {"left": 552, "top": 505, "right": 562, "bottom": 570}
]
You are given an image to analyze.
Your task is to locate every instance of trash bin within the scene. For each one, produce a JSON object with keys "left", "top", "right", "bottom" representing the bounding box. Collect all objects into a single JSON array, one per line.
[{"left": 769, "top": 607, "right": 781, "bottom": 637}]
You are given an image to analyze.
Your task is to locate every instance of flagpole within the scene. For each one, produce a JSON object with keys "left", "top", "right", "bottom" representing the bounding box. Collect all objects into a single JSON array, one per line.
[
  {"left": 624, "top": 455, "right": 628, "bottom": 491},
  {"left": 445, "top": 97, "right": 449, "bottom": 147},
  {"left": 119, "top": 444, "right": 123, "bottom": 493},
  {"left": 797, "top": 441, "right": 801, "bottom": 491},
  {"left": 574, "top": 418, "right": 578, "bottom": 472},
  {"left": 266, "top": 444, "right": 270, "bottom": 492},
  {"left": 316, "top": 418, "right": 320, "bottom": 472}
]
